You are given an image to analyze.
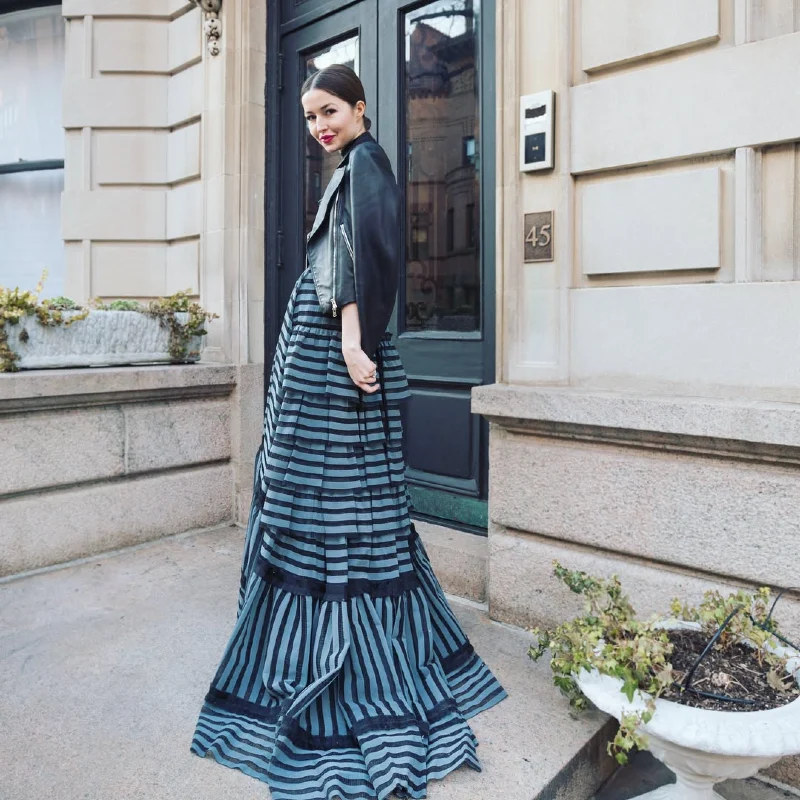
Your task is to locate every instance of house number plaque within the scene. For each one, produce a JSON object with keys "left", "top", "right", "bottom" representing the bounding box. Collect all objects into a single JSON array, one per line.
[{"left": 524, "top": 211, "right": 553, "bottom": 262}]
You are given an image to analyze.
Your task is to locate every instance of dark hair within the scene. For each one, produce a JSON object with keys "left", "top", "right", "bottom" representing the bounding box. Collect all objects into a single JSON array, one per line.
[{"left": 301, "top": 64, "right": 372, "bottom": 131}]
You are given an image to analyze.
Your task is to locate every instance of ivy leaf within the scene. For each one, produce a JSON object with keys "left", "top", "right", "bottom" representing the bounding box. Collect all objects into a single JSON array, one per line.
[
  {"left": 621, "top": 678, "right": 638, "bottom": 702},
  {"left": 767, "top": 669, "right": 791, "bottom": 694},
  {"left": 655, "top": 666, "right": 674, "bottom": 687}
]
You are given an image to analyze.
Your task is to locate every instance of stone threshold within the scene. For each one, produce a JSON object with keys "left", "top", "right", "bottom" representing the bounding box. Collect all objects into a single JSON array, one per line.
[
  {"left": 0, "top": 515, "right": 491, "bottom": 603},
  {"left": 415, "top": 519, "right": 488, "bottom": 604},
  {"left": 0, "top": 522, "right": 235, "bottom": 586},
  {"left": 473, "top": 383, "right": 800, "bottom": 463},
  {"left": 4, "top": 519, "right": 795, "bottom": 794}
]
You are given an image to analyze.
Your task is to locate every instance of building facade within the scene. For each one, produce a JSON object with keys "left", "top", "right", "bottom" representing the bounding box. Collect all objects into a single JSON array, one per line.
[
  {"left": 479, "top": 0, "right": 800, "bottom": 640},
  {"left": 1, "top": 0, "right": 800, "bottom": 783}
]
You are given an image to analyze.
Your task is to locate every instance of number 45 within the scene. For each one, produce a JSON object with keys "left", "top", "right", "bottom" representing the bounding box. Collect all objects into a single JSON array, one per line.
[{"left": 526, "top": 223, "right": 551, "bottom": 248}]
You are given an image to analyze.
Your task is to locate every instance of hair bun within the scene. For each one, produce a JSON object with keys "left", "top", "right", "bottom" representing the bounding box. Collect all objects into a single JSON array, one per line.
[{"left": 363, "top": 116, "right": 372, "bottom": 131}]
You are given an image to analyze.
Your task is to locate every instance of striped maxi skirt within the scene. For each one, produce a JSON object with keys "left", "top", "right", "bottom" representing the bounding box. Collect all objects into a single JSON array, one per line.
[{"left": 191, "top": 269, "right": 507, "bottom": 800}]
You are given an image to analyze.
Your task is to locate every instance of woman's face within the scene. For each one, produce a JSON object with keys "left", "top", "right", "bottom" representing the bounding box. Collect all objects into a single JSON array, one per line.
[{"left": 302, "top": 88, "right": 365, "bottom": 154}]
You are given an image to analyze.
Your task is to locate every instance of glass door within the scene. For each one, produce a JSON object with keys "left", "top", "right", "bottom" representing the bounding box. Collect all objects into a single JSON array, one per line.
[{"left": 379, "top": 0, "right": 494, "bottom": 529}]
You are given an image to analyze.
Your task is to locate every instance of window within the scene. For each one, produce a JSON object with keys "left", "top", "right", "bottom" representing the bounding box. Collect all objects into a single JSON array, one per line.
[
  {"left": 404, "top": 0, "right": 481, "bottom": 333},
  {"left": 462, "top": 136, "right": 476, "bottom": 167},
  {"left": 466, "top": 202, "right": 475, "bottom": 248},
  {"left": 0, "top": 2, "right": 65, "bottom": 295},
  {"left": 410, "top": 226, "right": 429, "bottom": 262},
  {"left": 446, "top": 207, "right": 454, "bottom": 252}
]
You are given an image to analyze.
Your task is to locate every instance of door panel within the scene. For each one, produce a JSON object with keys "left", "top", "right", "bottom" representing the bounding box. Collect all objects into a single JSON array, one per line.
[{"left": 405, "top": 387, "right": 474, "bottom": 479}]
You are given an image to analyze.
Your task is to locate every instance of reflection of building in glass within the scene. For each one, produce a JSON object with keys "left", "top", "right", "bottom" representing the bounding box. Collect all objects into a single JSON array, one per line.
[
  {"left": 0, "top": 6, "right": 66, "bottom": 294},
  {"left": 405, "top": 0, "right": 480, "bottom": 333},
  {"left": 303, "top": 40, "right": 359, "bottom": 236}
]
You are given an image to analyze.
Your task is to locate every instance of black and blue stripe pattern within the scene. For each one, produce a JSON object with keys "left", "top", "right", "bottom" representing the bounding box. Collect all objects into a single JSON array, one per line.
[{"left": 192, "top": 270, "right": 507, "bottom": 799}]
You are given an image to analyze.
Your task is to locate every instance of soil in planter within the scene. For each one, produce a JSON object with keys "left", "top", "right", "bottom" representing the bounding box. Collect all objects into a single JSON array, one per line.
[{"left": 662, "top": 629, "right": 800, "bottom": 711}]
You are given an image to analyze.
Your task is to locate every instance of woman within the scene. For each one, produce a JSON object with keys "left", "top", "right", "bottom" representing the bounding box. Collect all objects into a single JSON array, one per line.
[{"left": 191, "top": 64, "right": 506, "bottom": 800}]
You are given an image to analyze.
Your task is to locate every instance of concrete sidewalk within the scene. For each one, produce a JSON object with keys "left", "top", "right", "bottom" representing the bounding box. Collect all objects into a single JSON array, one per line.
[{"left": 0, "top": 525, "right": 615, "bottom": 800}]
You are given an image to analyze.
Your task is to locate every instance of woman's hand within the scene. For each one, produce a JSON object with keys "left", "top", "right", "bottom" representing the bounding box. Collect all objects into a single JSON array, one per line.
[
  {"left": 343, "top": 344, "right": 379, "bottom": 393},
  {"left": 340, "top": 303, "right": 379, "bottom": 393}
]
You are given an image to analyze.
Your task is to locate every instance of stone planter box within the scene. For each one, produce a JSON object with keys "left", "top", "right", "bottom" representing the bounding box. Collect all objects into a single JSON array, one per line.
[
  {"left": 7, "top": 310, "right": 204, "bottom": 369},
  {"left": 576, "top": 622, "right": 800, "bottom": 800}
]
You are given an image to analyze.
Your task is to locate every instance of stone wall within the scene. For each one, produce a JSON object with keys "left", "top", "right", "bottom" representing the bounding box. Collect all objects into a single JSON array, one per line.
[
  {"left": 497, "top": 0, "right": 800, "bottom": 393},
  {"left": 59, "top": 0, "right": 266, "bottom": 369},
  {"left": 61, "top": 0, "right": 204, "bottom": 310},
  {"left": 485, "top": 1, "right": 800, "bottom": 784},
  {"left": 0, "top": 365, "right": 236, "bottom": 577},
  {"left": 0, "top": 1, "right": 268, "bottom": 577},
  {"left": 473, "top": 384, "right": 800, "bottom": 636},
  {"left": 487, "top": 0, "right": 800, "bottom": 642}
]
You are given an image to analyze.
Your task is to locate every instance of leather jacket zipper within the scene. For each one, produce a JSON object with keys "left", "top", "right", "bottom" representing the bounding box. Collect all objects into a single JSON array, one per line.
[
  {"left": 340, "top": 224, "right": 354, "bottom": 261},
  {"left": 332, "top": 192, "right": 342, "bottom": 317}
]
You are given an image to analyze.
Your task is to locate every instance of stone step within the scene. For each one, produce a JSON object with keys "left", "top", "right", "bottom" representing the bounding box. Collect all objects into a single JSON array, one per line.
[
  {"left": 0, "top": 524, "right": 615, "bottom": 800},
  {"left": 415, "top": 519, "right": 488, "bottom": 603}
]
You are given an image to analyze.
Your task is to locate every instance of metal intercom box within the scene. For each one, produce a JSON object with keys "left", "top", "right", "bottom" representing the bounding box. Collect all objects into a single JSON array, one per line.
[{"left": 519, "top": 90, "right": 555, "bottom": 172}]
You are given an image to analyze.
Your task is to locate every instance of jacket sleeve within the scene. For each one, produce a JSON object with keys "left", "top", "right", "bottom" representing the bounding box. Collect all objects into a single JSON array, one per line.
[{"left": 348, "top": 143, "right": 400, "bottom": 357}]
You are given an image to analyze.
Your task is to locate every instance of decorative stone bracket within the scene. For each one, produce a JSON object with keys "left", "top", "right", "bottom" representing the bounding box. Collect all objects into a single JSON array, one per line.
[{"left": 190, "top": 0, "right": 222, "bottom": 56}]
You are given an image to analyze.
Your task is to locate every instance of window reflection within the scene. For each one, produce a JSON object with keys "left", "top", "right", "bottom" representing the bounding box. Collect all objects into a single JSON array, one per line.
[
  {"left": 303, "top": 38, "right": 359, "bottom": 237},
  {"left": 0, "top": 6, "right": 65, "bottom": 295},
  {"left": 404, "top": 0, "right": 480, "bottom": 333}
]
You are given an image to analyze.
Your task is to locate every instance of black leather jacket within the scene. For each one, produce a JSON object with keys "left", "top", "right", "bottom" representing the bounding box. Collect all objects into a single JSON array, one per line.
[{"left": 306, "top": 132, "right": 400, "bottom": 359}]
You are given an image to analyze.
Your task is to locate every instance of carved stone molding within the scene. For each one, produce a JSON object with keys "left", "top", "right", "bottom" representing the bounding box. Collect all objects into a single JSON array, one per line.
[{"left": 190, "top": 0, "right": 222, "bottom": 56}]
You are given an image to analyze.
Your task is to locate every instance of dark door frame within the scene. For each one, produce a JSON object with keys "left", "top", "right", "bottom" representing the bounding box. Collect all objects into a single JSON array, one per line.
[
  {"left": 264, "top": 0, "right": 495, "bottom": 362},
  {"left": 263, "top": 0, "right": 496, "bottom": 530}
]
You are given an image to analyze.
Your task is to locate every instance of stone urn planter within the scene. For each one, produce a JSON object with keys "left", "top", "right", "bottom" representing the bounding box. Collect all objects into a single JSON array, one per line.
[
  {"left": 575, "top": 622, "right": 800, "bottom": 799},
  {"left": 7, "top": 309, "right": 205, "bottom": 369},
  {"left": 528, "top": 564, "right": 800, "bottom": 800}
]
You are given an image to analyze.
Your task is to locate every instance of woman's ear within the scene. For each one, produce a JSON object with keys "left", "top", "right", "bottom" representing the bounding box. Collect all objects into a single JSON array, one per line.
[{"left": 356, "top": 100, "right": 366, "bottom": 122}]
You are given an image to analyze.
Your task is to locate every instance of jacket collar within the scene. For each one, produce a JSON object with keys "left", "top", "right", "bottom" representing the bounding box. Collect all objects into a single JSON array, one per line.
[
  {"left": 340, "top": 130, "right": 373, "bottom": 161},
  {"left": 307, "top": 131, "right": 373, "bottom": 242}
]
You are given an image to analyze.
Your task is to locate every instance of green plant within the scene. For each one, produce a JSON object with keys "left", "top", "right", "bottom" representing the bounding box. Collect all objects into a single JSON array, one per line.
[
  {"left": 89, "top": 298, "right": 143, "bottom": 311},
  {"left": 108, "top": 299, "right": 142, "bottom": 311},
  {"left": 529, "top": 563, "right": 792, "bottom": 765},
  {"left": 46, "top": 296, "right": 82, "bottom": 310},
  {"left": 0, "top": 273, "right": 88, "bottom": 372},
  {"left": 145, "top": 290, "right": 218, "bottom": 362},
  {"left": 671, "top": 588, "right": 794, "bottom": 692}
]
